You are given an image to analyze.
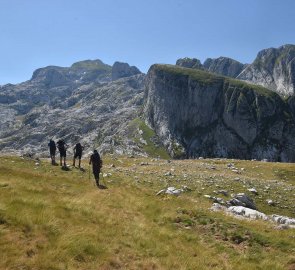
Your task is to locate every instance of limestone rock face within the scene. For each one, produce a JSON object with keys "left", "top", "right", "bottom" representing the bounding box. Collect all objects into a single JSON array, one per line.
[
  {"left": 176, "top": 58, "right": 203, "bottom": 69},
  {"left": 0, "top": 60, "right": 146, "bottom": 156},
  {"left": 203, "top": 57, "right": 245, "bottom": 78},
  {"left": 144, "top": 64, "right": 295, "bottom": 161},
  {"left": 237, "top": 45, "right": 295, "bottom": 96},
  {"left": 111, "top": 62, "right": 142, "bottom": 81}
]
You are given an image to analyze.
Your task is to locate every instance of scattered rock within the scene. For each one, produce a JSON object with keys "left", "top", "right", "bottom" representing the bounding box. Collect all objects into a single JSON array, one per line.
[
  {"left": 248, "top": 188, "right": 258, "bottom": 195},
  {"left": 228, "top": 193, "right": 256, "bottom": 210},
  {"left": 157, "top": 186, "right": 191, "bottom": 196},
  {"left": 181, "top": 185, "right": 192, "bottom": 192},
  {"left": 217, "top": 190, "right": 229, "bottom": 196},
  {"left": 266, "top": 199, "right": 275, "bottom": 206},
  {"left": 271, "top": 215, "right": 295, "bottom": 226},
  {"left": 275, "top": 224, "right": 290, "bottom": 230},
  {"left": 165, "top": 187, "right": 181, "bottom": 195},
  {"left": 140, "top": 162, "right": 149, "bottom": 166},
  {"left": 228, "top": 206, "right": 268, "bottom": 220},
  {"left": 204, "top": 195, "right": 225, "bottom": 204},
  {"left": 231, "top": 169, "right": 240, "bottom": 174},
  {"left": 139, "top": 138, "right": 147, "bottom": 145},
  {"left": 210, "top": 203, "right": 227, "bottom": 212}
]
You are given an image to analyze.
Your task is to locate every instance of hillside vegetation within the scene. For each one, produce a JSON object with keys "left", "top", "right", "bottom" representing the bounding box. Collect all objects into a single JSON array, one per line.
[{"left": 0, "top": 156, "right": 294, "bottom": 270}]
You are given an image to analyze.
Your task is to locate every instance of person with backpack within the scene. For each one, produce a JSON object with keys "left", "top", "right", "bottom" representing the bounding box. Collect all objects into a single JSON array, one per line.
[
  {"left": 89, "top": 150, "right": 102, "bottom": 188},
  {"left": 56, "top": 139, "right": 68, "bottom": 167},
  {"left": 48, "top": 139, "right": 57, "bottom": 165},
  {"left": 73, "top": 142, "right": 84, "bottom": 168}
]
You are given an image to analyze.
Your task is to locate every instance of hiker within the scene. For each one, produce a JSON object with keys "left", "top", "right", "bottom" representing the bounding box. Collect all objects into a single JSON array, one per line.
[
  {"left": 56, "top": 139, "right": 68, "bottom": 167},
  {"left": 48, "top": 139, "right": 57, "bottom": 165},
  {"left": 73, "top": 142, "right": 84, "bottom": 168},
  {"left": 89, "top": 150, "right": 102, "bottom": 188}
]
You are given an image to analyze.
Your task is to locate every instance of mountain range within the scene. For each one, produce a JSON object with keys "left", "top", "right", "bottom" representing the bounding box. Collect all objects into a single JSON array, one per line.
[{"left": 1, "top": 44, "right": 295, "bottom": 161}]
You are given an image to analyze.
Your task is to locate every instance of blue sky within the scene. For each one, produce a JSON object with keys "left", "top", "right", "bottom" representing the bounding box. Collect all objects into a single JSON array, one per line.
[{"left": 0, "top": 0, "right": 294, "bottom": 84}]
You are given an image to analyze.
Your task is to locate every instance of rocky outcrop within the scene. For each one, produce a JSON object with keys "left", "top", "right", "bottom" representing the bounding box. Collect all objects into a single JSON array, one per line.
[
  {"left": 203, "top": 57, "right": 246, "bottom": 78},
  {"left": 144, "top": 64, "right": 295, "bottom": 161},
  {"left": 32, "top": 59, "right": 112, "bottom": 85},
  {"left": 0, "top": 59, "right": 148, "bottom": 156},
  {"left": 176, "top": 58, "right": 203, "bottom": 69},
  {"left": 111, "top": 62, "right": 142, "bottom": 81},
  {"left": 176, "top": 57, "right": 245, "bottom": 78},
  {"left": 237, "top": 44, "right": 295, "bottom": 96}
]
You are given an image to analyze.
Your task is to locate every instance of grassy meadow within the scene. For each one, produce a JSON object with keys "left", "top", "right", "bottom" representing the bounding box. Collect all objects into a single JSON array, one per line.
[{"left": 0, "top": 155, "right": 294, "bottom": 270}]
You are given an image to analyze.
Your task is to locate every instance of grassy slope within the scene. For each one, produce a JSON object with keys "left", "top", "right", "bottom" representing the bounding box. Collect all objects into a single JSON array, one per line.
[
  {"left": 128, "top": 118, "right": 170, "bottom": 159},
  {"left": 152, "top": 64, "right": 279, "bottom": 98},
  {"left": 0, "top": 156, "right": 294, "bottom": 270}
]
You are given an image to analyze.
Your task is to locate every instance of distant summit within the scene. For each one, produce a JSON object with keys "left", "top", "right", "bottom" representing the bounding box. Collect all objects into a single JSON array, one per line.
[
  {"left": 175, "top": 56, "right": 245, "bottom": 78},
  {"left": 176, "top": 58, "right": 203, "bottom": 69},
  {"left": 203, "top": 57, "right": 246, "bottom": 78},
  {"left": 237, "top": 44, "right": 295, "bottom": 96},
  {"left": 176, "top": 44, "right": 295, "bottom": 96},
  {"left": 111, "top": 62, "right": 142, "bottom": 81},
  {"left": 31, "top": 59, "right": 112, "bottom": 85}
]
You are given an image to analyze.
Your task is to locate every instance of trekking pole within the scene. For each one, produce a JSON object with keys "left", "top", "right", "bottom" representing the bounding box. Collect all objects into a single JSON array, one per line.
[
  {"left": 101, "top": 170, "right": 104, "bottom": 186},
  {"left": 88, "top": 164, "right": 90, "bottom": 180},
  {"left": 88, "top": 164, "right": 96, "bottom": 187}
]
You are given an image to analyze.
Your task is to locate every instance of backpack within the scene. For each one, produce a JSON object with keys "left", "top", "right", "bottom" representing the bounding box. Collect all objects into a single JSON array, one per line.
[
  {"left": 92, "top": 153, "right": 102, "bottom": 168},
  {"left": 76, "top": 143, "right": 82, "bottom": 153},
  {"left": 49, "top": 140, "right": 56, "bottom": 149}
]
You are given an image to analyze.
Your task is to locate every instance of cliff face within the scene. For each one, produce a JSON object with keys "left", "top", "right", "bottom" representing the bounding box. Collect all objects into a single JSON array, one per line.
[
  {"left": 237, "top": 45, "right": 295, "bottom": 96},
  {"left": 144, "top": 64, "right": 295, "bottom": 161},
  {"left": 203, "top": 57, "right": 246, "bottom": 78}
]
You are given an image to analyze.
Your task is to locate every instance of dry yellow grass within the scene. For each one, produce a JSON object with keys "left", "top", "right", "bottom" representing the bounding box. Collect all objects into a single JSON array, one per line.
[{"left": 0, "top": 155, "right": 294, "bottom": 269}]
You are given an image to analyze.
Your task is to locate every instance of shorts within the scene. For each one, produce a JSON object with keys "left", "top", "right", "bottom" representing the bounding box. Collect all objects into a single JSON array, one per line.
[
  {"left": 59, "top": 149, "right": 66, "bottom": 158},
  {"left": 50, "top": 149, "right": 56, "bottom": 156},
  {"left": 74, "top": 152, "right": 82, "bottom": 159}
]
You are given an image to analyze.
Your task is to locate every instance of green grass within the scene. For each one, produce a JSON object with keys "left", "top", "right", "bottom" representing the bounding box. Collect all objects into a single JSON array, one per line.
[
  {"left": 0, "top": 156, "right": 294, "bottom": 269},
  {"left": 129, "top": 118, "right": 170, "bottom": 159},
  {"left": 71, "top": 59, "right": 111, "bottom": 72},
  {"left": 152, "top": 64, "right": 280, "bottom": 99}
]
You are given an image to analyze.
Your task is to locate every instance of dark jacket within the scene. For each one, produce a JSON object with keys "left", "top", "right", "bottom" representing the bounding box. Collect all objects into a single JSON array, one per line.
[{"left": 89, "top": 152, "right": 102, "bottom": 173}]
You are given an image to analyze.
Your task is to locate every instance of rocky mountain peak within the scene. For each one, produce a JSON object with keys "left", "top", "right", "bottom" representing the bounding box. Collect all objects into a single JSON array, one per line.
[
  {"left": 176, "top": 57, "right": 203, "bottom": 69},
  {"left": 31, "top": 66, "right": 70, "bottom": 87},
  {"left": 111, "top": 62, "right": 142, "bottom": 81},
  {"left": 70, "top": 59, "right": 110, "bottom": 70},
  {"left": 238, "top": 44, "right": 295, "bottom": 96},
  {"left": 203, "top": 57, "right": 245, "bottom": 78}
]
